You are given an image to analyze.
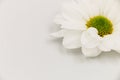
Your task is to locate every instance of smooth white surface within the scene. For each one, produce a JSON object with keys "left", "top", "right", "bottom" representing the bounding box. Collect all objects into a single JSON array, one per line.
[{"left": 0, "top": 0, "right": 120, "bottom": 80}]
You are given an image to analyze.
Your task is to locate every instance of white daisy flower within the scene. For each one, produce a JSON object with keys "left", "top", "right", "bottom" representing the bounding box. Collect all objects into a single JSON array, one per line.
[{"left": 51, "top": 0, "right": 120, "bottom": 57}]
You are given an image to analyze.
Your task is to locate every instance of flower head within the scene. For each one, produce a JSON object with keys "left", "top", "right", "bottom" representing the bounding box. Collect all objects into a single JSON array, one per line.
[{"left": 51, "top": 0, "right": 120, "bottom": 57}]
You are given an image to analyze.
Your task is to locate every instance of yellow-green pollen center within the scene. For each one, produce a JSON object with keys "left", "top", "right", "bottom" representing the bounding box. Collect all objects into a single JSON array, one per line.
[{"left": 86, "top": 15, "right": 113, "bottom": 37}]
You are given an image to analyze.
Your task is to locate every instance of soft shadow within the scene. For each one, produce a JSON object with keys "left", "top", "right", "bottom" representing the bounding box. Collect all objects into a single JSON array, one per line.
[
  {"left": 49, "top": 34, "right": 120, "bottom": 63},
  {"left": 48, "top": 23, "right": 61, "bottom": 34},
  {"left": 67, "top": 49, "right": 120, "bottom": 63},
  {"left": 54, "top": 39, "right": 120, "bottom": 63}
]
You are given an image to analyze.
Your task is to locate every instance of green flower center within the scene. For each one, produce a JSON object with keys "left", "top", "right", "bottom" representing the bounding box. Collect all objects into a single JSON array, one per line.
[{"left": 86, "top": 15, "right": 113, "bottom": 37}]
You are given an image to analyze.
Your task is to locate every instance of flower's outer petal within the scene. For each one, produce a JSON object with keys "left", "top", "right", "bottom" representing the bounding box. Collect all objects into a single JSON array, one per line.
[
  {"left": 99, "top": 32, "right": 120, "bottom": 52},
  {"left": 54, "top": 14, "right": 86, "bottom": 30},
  {"left": 98, "top": 32, "right": 120, "bottom": 52},
  {"left": 105, "top": 0, "right": 120, "bottom": 25},
  {"left": 98, "top": 43, "right": 111, "bottom": 52},
  {"left": 57, "top": 1, "right": 87, "bottom": 31},
  {"left": 75, "top": 0, "right": 93, "bottom": 18},
  {"left": 61, "top": 23, "right": 86, "bottom": 30},
  {"left": 111, "top": 33, "right": 120, "bottom": 51},
  {"left": 50, "top": 30, "right": 65, "bottom": 38},
  {"left": 98, "top": 35, "right": 112, "bottom": 51},
  {"left": 62, "top": 0, "right": 89, "bottom": 21},
  {"left": 82, "top": 47, "right": 102, "bottom": 57},
  {"left": 63, "top": 30, "right": 82, "bottom": 49},
  {"left": 81, "top": 27, "right": 101, "bottom": 48}
]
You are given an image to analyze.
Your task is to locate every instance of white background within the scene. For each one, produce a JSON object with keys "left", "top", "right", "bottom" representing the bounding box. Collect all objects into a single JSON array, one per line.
[{"left": 0, "top": 0, "right": 120, "bottom": 80}]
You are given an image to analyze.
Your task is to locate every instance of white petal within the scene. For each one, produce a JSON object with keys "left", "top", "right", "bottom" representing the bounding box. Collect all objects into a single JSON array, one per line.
[
  {"left": 111, "top": 34, "right": 120, "bottom": 51},
  {"left": 58, "top": 1, "right": 88, "bottom": 31},
  {"left": 61, "top": 12, "right": 86, "bottom": 30},
  {"left": 101, "top": 0, "right": 111, "bottom": 16},
  {"left": 62, "top": 0, "right": 89, "bottom": 20},
  {"left": 61, "top": 23, "right": 86, "bottom": 30},
  {"left": 50, "top": 30, "right": 65, "bottom": 38},
  {"left": 99, "top": 33, "right": 120, "bottom": 52},
  {"left": 87, "top": 0, "right": 101, "bottom": 16},
  {"left": 104, "top": 0, "right": 120, "bottom": 25},
  {"left": 75, "top": 0, "right": 93, "bottom": 18},
  {"left": 63, "top": 30, "right": 82, "bottom": 49},
  {"left": 82, "top": 47, "right": 102, "bottom": 57},
  {"left": 81, "top": 27, "right": 101, "bottom": 48},
  {"left": 98, "top": 35, "right": 113, "bottom": 51},
  {"left": 55, "top": 14, "right": 86, "bottom": 30}
]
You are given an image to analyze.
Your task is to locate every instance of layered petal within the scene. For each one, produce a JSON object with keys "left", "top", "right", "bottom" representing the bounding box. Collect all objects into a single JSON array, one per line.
[
  {"left": 50, "top": 30, "right": 65, "bottom": 38},
  {"left": 62, "top": 0, "right": 89, "bottom": 21},
  {"left": 98, "top": 32, "right": 120, "bottom": 52},
  {"left": 54, "top": 14, "right": 86, "bottom": 30},
  {"left": 81, "top": 27, "right": 101, "bottom": 48},
  {"left": 82, "top": 47, "right": 102, "bottom": 57},
  {"left": 56, "top": 0, "right": 88, "bottom": 30},
  {"left": 98, "top": 35, "right": 113, "bottom": 51},
  {"left": 63, "top": 30, "right": 82, "bottom": 49},
  {"left": 111, "top": 34, "right": 120, "bottom": 51}
]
